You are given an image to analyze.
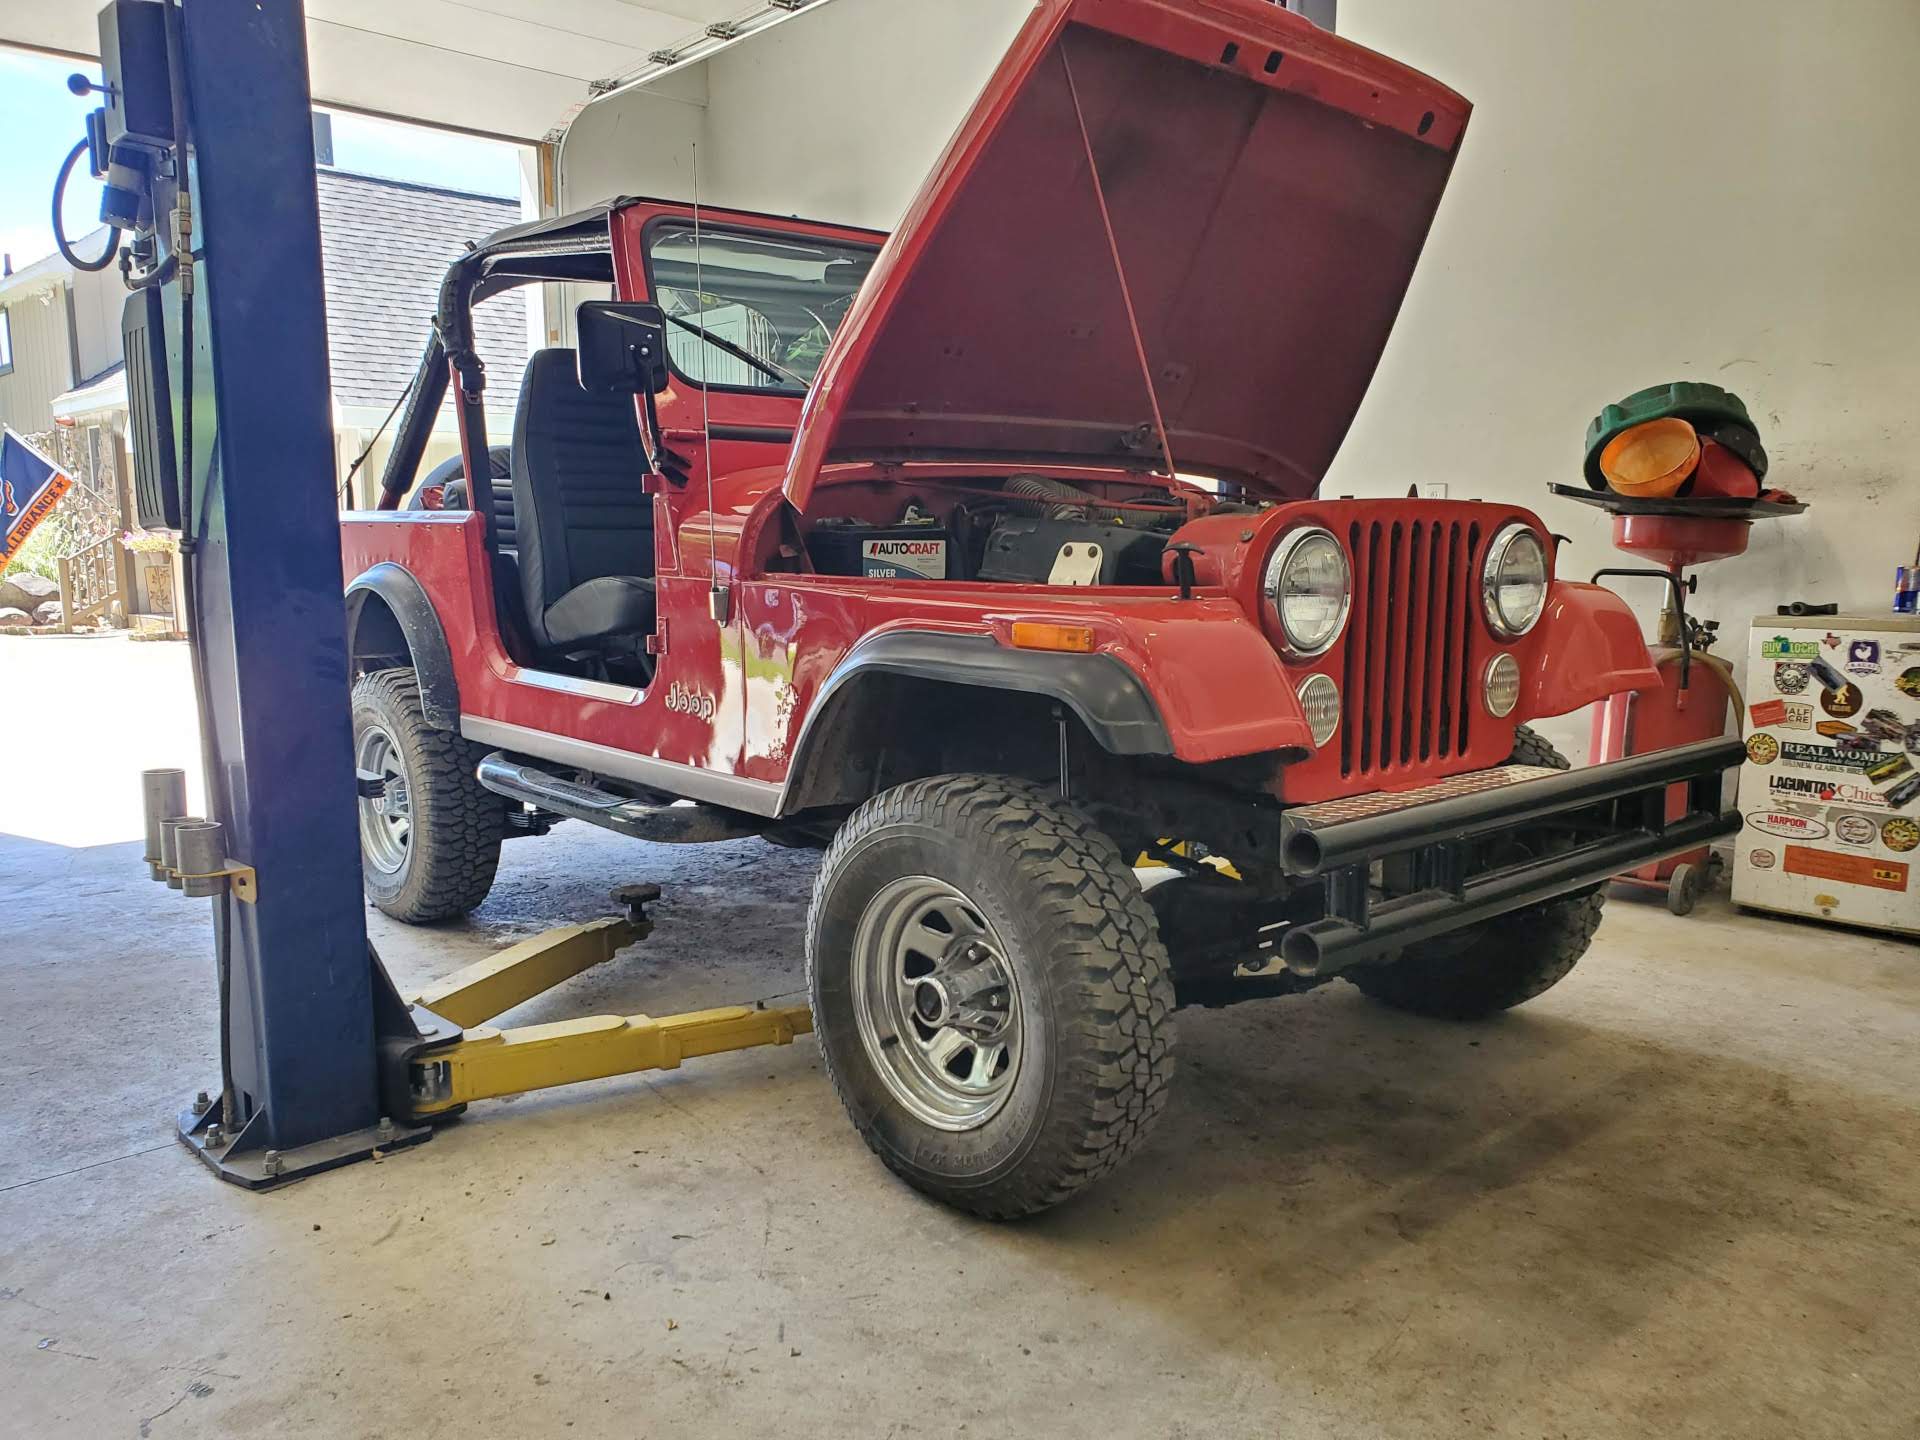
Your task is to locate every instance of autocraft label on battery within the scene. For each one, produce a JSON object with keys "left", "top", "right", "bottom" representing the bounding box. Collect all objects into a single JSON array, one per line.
[{"left": 861, "top": 538, "right": 948, "bottom": 579}]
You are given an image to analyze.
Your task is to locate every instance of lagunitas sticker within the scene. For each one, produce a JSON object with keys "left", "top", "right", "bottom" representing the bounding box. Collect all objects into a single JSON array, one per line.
[
  {"left": 1748, "top": 848, "right": 1777, "bottom": 869},
  {"left": 1746, "top": 733, "right": 1780, "bottom": 765},
  {"left": 1763, "top": 635, "right": 1820, "bottom": 660},
  {"left": 1882, "top": 817, "right": 1920, "bottom": 853},
  {"left": 1822, "top": 683, "right": 1865, "bottom": 719},
  {"left": 1746, "top": 811, "right": 1829, "bottom": 841},
  {"left": 1773, "top": 663, "right": 1811, "bottom": 695},
  {"left": 1833, "top": 813, "right": 1879, "bottom": 847},
  {"left": 861, "top": 537, "right": 948, "bottom": 579},
  {"left": 1845, "top": 639, "right": 1883, "bottom": 675},
  {"left": 1768, "top": 774, "right": 1889, "bottom": 808}
]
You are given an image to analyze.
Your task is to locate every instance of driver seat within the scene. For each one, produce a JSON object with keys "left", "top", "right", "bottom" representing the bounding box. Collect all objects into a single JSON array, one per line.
[{"left": 511, "top": 348, "right": 657, "bottom": 656}]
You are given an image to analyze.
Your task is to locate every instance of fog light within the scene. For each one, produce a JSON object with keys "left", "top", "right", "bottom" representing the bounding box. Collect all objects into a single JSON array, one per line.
[
  {"left": 1297, "top": 673, "right": 1340, "bottom": 748},
  {"left": 1484, "top": 652, "right": 1521, "bottom": 717}
]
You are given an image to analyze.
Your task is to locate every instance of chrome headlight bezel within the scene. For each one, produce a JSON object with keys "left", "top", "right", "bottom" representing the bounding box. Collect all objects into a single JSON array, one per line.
[
  {"left": 1263, "top": 526, "right": 1352, "bottom": 659},
  {"left": 1481, "top": 523, "right": 1549, "bottom": 639}
]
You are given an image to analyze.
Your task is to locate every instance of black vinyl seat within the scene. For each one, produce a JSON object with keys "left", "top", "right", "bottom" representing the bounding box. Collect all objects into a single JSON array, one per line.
[{"left": 511, "top": 348, "right": 657, "bottom": 654}]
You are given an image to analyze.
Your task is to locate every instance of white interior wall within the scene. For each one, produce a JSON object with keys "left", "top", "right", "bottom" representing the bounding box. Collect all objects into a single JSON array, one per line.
[
  {"left": 556, "top": 0, "right": 1917, "bottom": 765},
  {"left": 557, "top": 0, "right": 1033, "bottom": 227},
  {"left": 1332, "top": 0, "right": 1920, "bottom": 761}
]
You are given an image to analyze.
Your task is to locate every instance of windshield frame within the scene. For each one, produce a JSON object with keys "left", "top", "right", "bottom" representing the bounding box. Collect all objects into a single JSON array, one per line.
[{"left": 639, "top": 215, "right": 880, "bottom": 400}]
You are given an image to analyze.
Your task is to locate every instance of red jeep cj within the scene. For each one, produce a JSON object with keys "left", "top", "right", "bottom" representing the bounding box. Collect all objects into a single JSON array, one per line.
[{"left": 341, "top": 0, "right": 1741, "bottom": 1215}]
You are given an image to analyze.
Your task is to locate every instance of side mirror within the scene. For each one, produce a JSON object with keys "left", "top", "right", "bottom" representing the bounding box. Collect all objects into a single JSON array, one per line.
[{"left": 576, "top": 301, "right": 669, "bottom": 395}]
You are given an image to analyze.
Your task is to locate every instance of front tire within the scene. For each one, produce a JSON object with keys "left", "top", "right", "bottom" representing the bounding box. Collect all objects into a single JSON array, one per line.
[
  {"left": 807, "top": 775, "right": 1175, "bottom": 1218},
  {"left": 351, "top": 668, "right": 504, "bottom": 923},
  {"left": 1347, "top": 726, "right": 1606, "bottom": 1019}
]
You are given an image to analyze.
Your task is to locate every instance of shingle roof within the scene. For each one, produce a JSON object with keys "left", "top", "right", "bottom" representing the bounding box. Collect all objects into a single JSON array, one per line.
[{"left": 315, "top": 169, "right": 529, "bottom": 415}]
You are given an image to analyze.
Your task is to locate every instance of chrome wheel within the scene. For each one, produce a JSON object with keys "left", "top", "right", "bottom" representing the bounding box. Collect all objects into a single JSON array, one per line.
[
  {"left": 356, "top": 724, "right": 412, "bottom": 877},
  {"left": 850, "top": 875, "right": 1023, "bottom": 1131}
]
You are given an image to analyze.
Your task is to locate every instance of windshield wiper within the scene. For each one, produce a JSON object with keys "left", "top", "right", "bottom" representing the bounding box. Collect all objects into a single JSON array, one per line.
[{"left": 664, "top": 314, "right": 809, "bottom": 389}]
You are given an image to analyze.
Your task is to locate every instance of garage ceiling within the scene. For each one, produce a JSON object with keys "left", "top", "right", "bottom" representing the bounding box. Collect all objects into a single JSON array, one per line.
[{"left": 2, "top": 0, "right": 800, "bottom": 141}]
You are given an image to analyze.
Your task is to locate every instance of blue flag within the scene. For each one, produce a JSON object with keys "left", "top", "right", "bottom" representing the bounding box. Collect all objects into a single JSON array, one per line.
[{"left": 1, "top": 428, "right": 74, "bottom": 565}]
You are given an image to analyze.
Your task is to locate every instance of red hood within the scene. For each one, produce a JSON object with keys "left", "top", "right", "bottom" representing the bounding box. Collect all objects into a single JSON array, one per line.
[{"left": 784, "top": 0, "right": 1469, "bottom": 509}]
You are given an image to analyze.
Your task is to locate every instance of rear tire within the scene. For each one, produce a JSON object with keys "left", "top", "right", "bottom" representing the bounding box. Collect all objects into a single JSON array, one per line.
[
  {"left": 351, "top": 668, "right": 504, "bottom": 923},
  {"left": 1347, "top": 726, "right": 1606, "bottom": 1019},
  {"left": 807, "top": 775, "right": 1175, "bottom": 1218}
]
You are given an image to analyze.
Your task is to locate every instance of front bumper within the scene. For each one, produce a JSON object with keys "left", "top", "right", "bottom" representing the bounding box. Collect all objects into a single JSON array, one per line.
[{"left": 1276, "top": 736, "right": 1745, "bottom": 975}]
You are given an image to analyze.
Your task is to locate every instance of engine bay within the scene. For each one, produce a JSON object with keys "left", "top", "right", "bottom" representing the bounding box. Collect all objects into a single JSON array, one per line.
[{"left": 800, "top": 472, "right": 1242, "bottom": 587}]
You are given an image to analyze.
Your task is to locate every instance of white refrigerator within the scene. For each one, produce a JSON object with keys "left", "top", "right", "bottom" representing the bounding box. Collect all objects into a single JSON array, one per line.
[{"left": 1732, "top": 614, "right": 1920, "bottom": 937}]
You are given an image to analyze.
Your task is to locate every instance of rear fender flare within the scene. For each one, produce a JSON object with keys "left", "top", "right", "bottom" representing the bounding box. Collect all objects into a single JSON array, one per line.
[{"left": 345, "top": 562, "right": 460, "bottom": 730}]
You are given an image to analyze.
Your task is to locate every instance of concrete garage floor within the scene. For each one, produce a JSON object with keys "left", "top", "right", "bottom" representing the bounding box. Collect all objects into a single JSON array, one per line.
[{"left": 3, "top": 635, "right": 1917, "bottom": 1438}]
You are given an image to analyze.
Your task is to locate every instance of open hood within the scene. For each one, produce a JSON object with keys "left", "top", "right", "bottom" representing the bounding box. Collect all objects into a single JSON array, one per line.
[{"left": 784, "top": 0, "right": 1469, "bottom": 509}]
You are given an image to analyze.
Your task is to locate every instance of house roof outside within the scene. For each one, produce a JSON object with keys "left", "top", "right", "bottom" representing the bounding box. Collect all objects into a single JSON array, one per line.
[{"left": 314, "top": 168, "right": 531, "bottom": 418}]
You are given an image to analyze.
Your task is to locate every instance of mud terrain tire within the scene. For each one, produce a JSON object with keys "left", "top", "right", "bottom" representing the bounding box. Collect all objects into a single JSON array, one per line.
[
  {"left": 1347, "top": 726, "right": 1606, "bottom": 1019},
  {"left": 351, "top": 668, "right": 504, "bottom": 923},
  {"left": 808, "top": 774, "right": 1175, "bottom": 1218}
]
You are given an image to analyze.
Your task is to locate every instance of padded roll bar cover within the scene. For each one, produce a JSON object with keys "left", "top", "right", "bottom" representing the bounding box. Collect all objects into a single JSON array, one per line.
[{"left": 345, "top": 562, "right": 460, "bottom": 730}]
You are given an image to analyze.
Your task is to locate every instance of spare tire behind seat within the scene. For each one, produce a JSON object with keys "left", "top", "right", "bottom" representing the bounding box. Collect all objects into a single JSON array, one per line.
[{"left": 413, "top": 446, "right": 517, "bottom": 550}]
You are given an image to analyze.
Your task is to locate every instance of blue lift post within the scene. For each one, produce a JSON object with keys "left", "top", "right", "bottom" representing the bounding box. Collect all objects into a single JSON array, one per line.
[{"left": 89, "top": 0, "right": 433, "bottom": 1184}]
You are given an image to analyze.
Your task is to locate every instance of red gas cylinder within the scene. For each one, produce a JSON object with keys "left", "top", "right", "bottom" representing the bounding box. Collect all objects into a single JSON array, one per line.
[{"left": 1591, "top": 644, "right": 1740, "bottom": 913}]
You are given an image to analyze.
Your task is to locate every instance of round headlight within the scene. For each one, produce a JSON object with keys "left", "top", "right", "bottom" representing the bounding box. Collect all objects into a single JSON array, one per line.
[
  {"left": 1484, "top": 652, "right": 1521, "bottom": 717},
  {"left": 1297, "top": 673, "right": 1341, "bottom": 748},
  {"left": 1263, "top": 527, "right": 1351, "bottom": 657},
  {"left": 1482, "top": 524, "right": 1549, "bottom": 638}
]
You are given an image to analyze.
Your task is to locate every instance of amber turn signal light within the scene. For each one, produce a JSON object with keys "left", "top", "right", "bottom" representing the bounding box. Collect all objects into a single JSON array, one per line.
[{"left": 1010, "top": 621, "right": 1096, "bottom": 653}]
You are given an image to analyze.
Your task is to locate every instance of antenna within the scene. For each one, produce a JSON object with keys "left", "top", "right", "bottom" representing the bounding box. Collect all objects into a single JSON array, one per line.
[{"left": 692, "top": 142, "right": 728, "bottom": 624}]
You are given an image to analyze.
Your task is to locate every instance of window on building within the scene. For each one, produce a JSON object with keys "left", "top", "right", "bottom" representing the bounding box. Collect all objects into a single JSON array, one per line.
[{"left": 0, "top": 307, "right": 13, "bottom": 376}]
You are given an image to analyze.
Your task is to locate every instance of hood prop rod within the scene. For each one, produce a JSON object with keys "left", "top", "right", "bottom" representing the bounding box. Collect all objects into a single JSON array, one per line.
[{"left": 1060, "top": 45, "right": 1177, "bottom": 482}]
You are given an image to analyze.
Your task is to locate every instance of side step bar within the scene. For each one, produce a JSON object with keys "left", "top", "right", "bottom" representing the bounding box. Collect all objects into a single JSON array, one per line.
[{"left": 475, "top": 752, "right": 766, "bottom": 845}]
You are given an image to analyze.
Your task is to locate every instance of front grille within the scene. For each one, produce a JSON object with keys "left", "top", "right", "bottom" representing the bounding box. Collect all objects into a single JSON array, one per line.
[{"left": 1340, "top": 518, "right": 1482, "bottom": 780}]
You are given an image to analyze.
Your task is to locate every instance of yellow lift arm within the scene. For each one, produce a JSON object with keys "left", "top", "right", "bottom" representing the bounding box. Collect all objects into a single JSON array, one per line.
[{"left": 399, "top": 895, "right": 812, "bottom": 1120}]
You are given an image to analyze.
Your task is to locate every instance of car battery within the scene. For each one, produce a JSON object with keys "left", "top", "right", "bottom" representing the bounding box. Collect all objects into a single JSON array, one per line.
[
  {"left": 807, "top": 520, "right": 950, "bottom": 579},
  {"left": 977, "top": 517, "right": 1167, "bottom": 586}
]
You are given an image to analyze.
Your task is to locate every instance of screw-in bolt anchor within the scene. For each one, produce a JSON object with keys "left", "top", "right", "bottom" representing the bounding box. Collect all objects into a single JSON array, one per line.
[
  {"left": 192, "top": 1090, "right": 212, "bottom": 1115},
  {"left": 205, "top": 1122, "right": 227, "bottom": 1148},
  {"left": 376, "top": 1116, "right": 396, "bottom": 1144},
  {"left": 262, "top": 1149, "right": 284, "bottom": 1178}
]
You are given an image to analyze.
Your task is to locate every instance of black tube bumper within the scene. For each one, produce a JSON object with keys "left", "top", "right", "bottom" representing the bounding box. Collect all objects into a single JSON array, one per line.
[{"left": 1277, "top": 736, "right": 1745, "bottom": 976}]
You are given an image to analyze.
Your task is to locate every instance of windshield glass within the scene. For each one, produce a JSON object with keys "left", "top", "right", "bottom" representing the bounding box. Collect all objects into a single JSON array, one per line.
[{"left": 646, "top": 223, "right": 876, "bottom": 393}]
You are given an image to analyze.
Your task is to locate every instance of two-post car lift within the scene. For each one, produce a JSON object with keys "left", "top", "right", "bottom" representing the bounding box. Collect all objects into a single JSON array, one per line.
[{"left": 80, "top": 0, "right": 806, "bottom": 1190}]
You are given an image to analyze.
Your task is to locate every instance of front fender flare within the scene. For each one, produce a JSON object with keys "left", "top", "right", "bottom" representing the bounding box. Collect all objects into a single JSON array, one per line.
[
  {"left": 345, "top": 562, "right": 460, "bottom": 730},
  {"left": 1520, "top": 581, "right": 1661, "bottom": 719},
  {"left": 814, "top": 631, "right": 1173, "bottom": 756}
]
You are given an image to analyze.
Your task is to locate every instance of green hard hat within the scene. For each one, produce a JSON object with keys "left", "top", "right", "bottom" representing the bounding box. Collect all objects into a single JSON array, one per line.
[{"left": 1584, "top": 381, "right": 1763, "bottom": 489}]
